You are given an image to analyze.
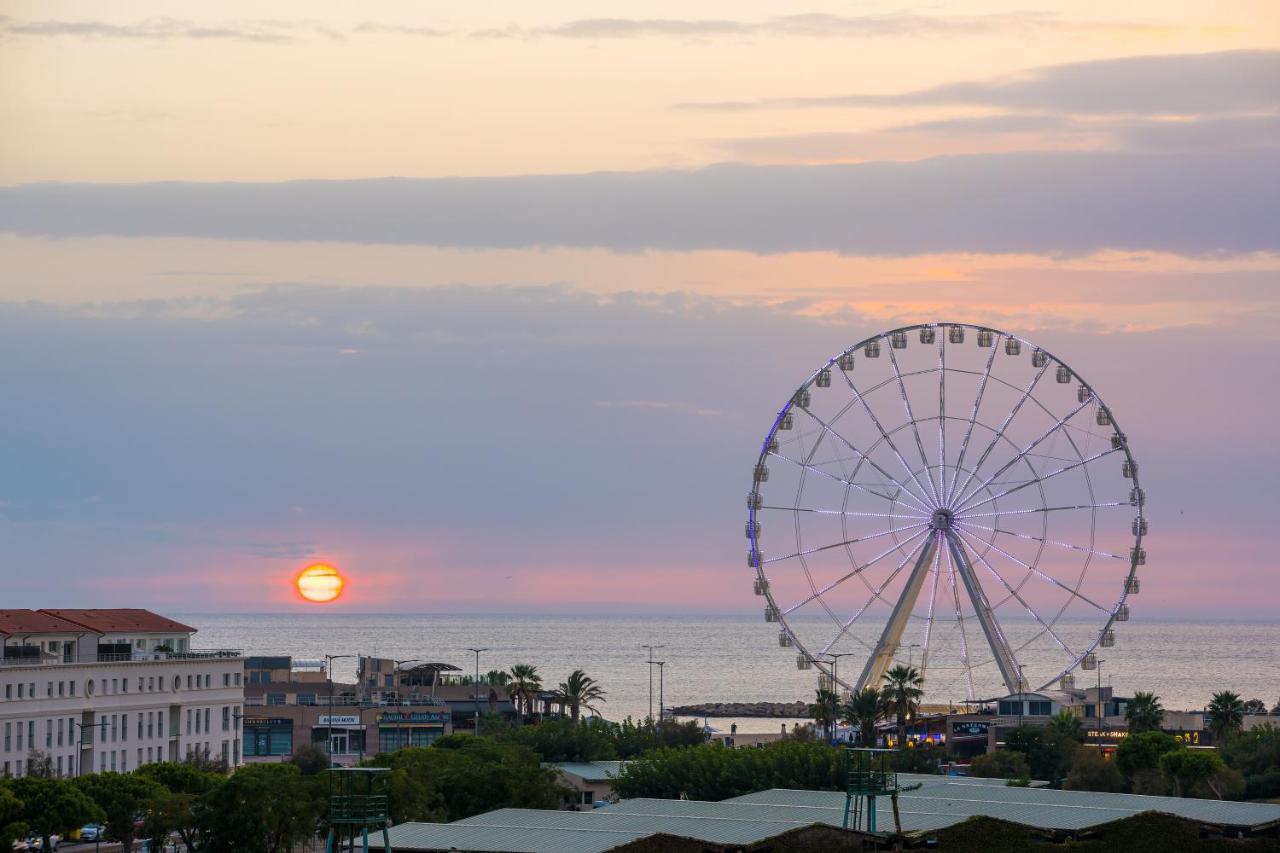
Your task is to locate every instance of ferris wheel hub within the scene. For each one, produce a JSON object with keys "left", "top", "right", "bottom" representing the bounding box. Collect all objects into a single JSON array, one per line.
[{"left": 929, "top": 509, "right": 954, "bottom": 531}]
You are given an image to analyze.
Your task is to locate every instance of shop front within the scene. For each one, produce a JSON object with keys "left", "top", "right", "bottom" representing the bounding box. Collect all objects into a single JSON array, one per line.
[
  {"left": 376, "top": 710, "right": 450, "bottom": 751},
  {"left": 244, "top": 717, "right": 294, "bottom": 758},
  {"left": 312, "top": 714, "right": 366, "bottom": 757}
]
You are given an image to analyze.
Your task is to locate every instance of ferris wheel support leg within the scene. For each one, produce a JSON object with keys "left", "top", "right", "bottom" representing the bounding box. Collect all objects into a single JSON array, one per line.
[
  {"left": 944, "top": 530, "right": 1022, "bottom": 693},
  {"left": 855, "top": 533, "right": 939, "bottom": 692}
]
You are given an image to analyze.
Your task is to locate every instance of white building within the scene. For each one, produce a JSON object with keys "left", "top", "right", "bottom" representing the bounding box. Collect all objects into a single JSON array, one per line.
[{"left": 1, "top": 609, "right": 244, "bottom": 778}]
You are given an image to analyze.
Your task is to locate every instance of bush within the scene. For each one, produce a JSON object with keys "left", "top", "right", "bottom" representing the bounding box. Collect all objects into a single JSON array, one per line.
[
  {"left": 1220, "top": 723, "right": 1280, "bottom": 800},
  {"left": 288, "top": 742, "right": 332, "bottom": 775},
  {"left": 1159, "top": 749, "right": 1245, "bottom": 800},
  {"left": 885, "top": 744, "right": 946, "bottom": 774},
  {"left": 970, "top": 750, "right": 1029, "bottom": 780},
  {"left": 1065, "top": 747, "right": 1125, "bottom": 792},
  {"left": 1115, "top": 730, "right": 1182, "bottom": 794},
  {"left": 615, "top": 741, "right": 848, "bottom": 801},
  {"left": 1003, "top": 726, "right": 1076, "bottom": 783}
]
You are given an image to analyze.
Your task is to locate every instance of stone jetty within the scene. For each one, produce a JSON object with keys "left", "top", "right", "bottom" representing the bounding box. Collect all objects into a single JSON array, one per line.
[{"left": 669, "top": 701, "right": 808, "bottom": 718}]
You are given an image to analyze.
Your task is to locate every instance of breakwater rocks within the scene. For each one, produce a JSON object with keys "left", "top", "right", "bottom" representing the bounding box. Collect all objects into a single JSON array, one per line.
[{"left": 670, "top": 701, "right": 809, "bottom": 718}]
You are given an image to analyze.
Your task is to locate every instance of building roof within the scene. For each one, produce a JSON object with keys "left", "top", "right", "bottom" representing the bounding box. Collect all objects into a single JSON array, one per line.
[
  {"left": 381, "top": 774, "right": 1280, "bottom": 850},
  {"left": 39, "top": 609, "right": 196, "bottom": 635},
  {"left": 0, "top": 609, "right": 90, "bottom": 637},
  {"left": 552, "top": 761, "right": 625, "bottom": 782}
]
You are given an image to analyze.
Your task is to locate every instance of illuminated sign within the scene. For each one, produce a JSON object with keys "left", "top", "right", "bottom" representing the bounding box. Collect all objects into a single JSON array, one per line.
[
  {"left": 377, "top": 711, "right": 449, "bottom": 724},
  {"left": 1086, "top": 729, "right": 1129, "bottom": 741},
  {"left": 952, "top": 722, "right": 989, "bottom": 737},
  {"left": 318, "top": 715, "right": 360, "bottom": 726},
  {"left": 244, "top": 718, "right": 290, "bottom": 727}
]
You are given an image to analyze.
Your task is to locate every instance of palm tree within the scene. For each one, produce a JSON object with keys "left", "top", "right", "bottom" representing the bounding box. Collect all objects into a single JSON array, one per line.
[
  {"left": 809, "top": 688, "right": 840, "bottom": 742},
  {"left": 841, "top": 688, "right": 883, "bottom": 747},
  {"left": 484, "top": 669, "right": 511, "bottom": 687},
  {"left": 556, "top": 669, "right": 606, "bottom": 722},
  {"left": 1125, "top": 691, "right": 1164, "bottom": 733},
  {"left": 1207, "top": 690, "right": 1245, "bottom": 742},
  {"left": 1048, "top": 708, "right": 1083, "bottom": 742},
  {"left": 508, "top": 663, "right": 542, "bottom": 723},
  {"left": 881, "top": 665, "right": 923, "bottom": 748}
]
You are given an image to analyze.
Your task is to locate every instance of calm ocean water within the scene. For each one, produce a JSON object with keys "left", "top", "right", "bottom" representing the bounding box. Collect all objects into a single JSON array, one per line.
[{"left": 180, "top": 614, "right": 1280, "bottom": 734}]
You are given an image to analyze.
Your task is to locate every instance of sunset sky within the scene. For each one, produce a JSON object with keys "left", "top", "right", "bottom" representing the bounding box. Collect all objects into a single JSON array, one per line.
[{"left": 1, "top": 1, "right": 1277, "bottom": 616}]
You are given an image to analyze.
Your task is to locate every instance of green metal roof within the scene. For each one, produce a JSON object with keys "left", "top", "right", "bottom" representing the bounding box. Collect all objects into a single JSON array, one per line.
[{"left": 549, "top": 760, "right": 625, "bottom": 782}]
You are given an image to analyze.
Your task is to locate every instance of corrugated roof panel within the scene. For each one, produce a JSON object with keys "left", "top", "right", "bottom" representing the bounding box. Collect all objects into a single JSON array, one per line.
[
  {"left": 382, "top": 822, "right": 648, "bottom": 853},
  {"left": 551, "top": 760, "right": 626, "bottom": 781}
]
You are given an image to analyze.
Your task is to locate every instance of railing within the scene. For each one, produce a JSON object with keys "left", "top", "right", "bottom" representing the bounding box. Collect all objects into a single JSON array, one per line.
[
  {"left": 244, "top": 696, "right": 446, "bottom": 708},
  {"left": 0, "top": 649, "right": 243, "bottom": 667},
  {"left": 329, "top": 794, "right": 388, "bottom": 823}
]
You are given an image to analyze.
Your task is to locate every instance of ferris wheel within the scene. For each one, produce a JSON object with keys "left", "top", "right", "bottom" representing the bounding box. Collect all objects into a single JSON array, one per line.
[{"left": 747, "top": 323, "right": 1146, "bottom": 701}]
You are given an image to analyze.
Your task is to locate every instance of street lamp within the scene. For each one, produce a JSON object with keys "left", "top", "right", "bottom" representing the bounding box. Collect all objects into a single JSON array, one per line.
[
  {"left": 325, "top": 654, "right": 357, "bottom": 763},
  {"left": 640, "top": 645, "right": 665, "bottom": 722},
  {"left": 819, "top": 653, "right": 857, "bottom": 744},
  {"left": 654, "top": 662, "right": 666, "bottom": 729},
  {"left": 466, "top": 648, "right": 489, "bottom": 735},
  {"left": 1095, "top": 659, "right": 1107, "bottom": 735}
]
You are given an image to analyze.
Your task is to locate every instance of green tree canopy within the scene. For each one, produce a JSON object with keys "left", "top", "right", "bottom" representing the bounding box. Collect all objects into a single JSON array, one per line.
[
  {"left": 1125, "top": 691, "right": 1165, "bottom": 734},
  {"left": 969, "top": 750, "right": 1030, "bottom": 780},
  {"left": 1207, "top": 690, "right": 1245, "bottom": 743},
  {"left": 614, "top": 741, "right": 848, "bottom": 802},
  {"left": 840, "top": 688, "right": 884, "bottom": 748},
  {"left": 1159, "top": 749, "right": 1244, "bottom": 800},
  {"left": 74, "top": 771, "right": 166, "bottom": 851},
  {"left": 1003, "top": 726, "right": 1076, "bottom": 784},
  {"left": 555, "top": 670, "right": 606, "bottom": 722},
  {"left": 1047, "top": 710, "right": 1084, "bottom": 742},
  {"left": 0, "top": 783, "right": 26, "bottom": 846},
  {"left": 197, "top": 763, "right": 322, "bottom": 853},
  {"left": 289, "top": 742, "right": 332, "bottom": 775},
  {"left": 8, "top": 776, "right": 102, "bottom": 851},
  {"left": 1114, "top": 730, "right": 1182, "bottom": 795},
  {"left": 1219, "top": 723, "right": 1280, "bottom": 800},
  {"left": 881, "top": 665, "right": 923, "bottom": 747},
  {"left": 135, "top": 761, "right": 225, "bottom": 852},
  {"left": 1065, "top": 747, "right": 1125, "bottom": 792},
  {"left": 808, "top": 688, "right": 840, "bottom": 743}
]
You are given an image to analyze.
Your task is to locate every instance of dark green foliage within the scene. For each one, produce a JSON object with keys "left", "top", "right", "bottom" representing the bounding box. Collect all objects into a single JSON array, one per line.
[
  {"left": 1048, "top": 709, "right": 1085, "bottom": 742},
  {"left": 840, "top": 688, "right": 882, "bottom": 748},
  {"left": 75, "top": 771, "right": 167, "bottom": 850},
  {"left": 932, "top": 816, "right": 1039, "bottom": 853},
  {"left": 197, "top": 763, "right": 322, "bottom": 853},
  {"left": 934, "top": 812, "right": 1280, "bottom": 853},
  {"left": 1125, "top": 691, "right": 1165, "bottom": 733},
  {"left": 613, "top": 717, "right": 706, "bottom": 758},
  {"left": 1220, "top": 724, "right": 1280, "bottom": 799},
  {"left": 1065, "top": 747, "right": 1125, "bottom": 792},
  {"left": 0, "top": 783, "right": 22, "bottom": 845},
  {"left": 498, "top": 716, "right": 617, "bottom": 762},
  {"left": 969, "top": 749, "right": 1029, "bottom": 780},
  {"left": 881, "top": 665, "right": 923, "bottom": 746},
  {"left": 288, "top": 741, "right": 333, "bottom": 775},
  {"left": 135, "top": 761, "right": 225, "bottom": 851},
  {"left": 1004, "top": 726, "right": 1077, "bottom": 784},
  {"left": 808, "top": 688, "right": 840, "bottom": 743},
  {"left": 885, "top": 744, "right": 945, "bottom": 774},
  {"left": 614, "top": 741, "right": 849, "bottom": 801},
  {"left": 8, "top": 776, "right": 103, "bottom": 851},
  {"left": 371, "top": 738, "right": 566, "bottom": 822},
  {"left": 1115, "top": 730, "right": 1182, "bottom": 794},
  {"left": 1207, "top": 691, "right": 1246, "bottom": 743},
  {"left": 1160, "top": 749, "right": 1244, "bottom": 800}
]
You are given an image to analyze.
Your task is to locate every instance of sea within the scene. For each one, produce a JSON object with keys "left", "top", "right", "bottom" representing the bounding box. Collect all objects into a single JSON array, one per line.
[{"left": 181, "top": 614, "right": 1280, "bottom": 735}]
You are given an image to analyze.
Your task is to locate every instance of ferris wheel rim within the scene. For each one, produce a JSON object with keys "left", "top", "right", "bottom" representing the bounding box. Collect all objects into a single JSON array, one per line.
[{"left": 748, "top": 322, "right": 1145, "bottom": 698}]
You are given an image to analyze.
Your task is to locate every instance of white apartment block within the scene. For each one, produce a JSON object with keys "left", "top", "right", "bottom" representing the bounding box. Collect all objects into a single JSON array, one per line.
[{"left": 1, "top": 609, "right": 244, "bottom": 778}]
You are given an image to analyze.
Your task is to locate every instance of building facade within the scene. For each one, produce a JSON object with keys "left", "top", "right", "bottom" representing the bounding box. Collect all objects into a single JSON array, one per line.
[{"left": 0, "top": 609, "right": 244, "bottom": 778}]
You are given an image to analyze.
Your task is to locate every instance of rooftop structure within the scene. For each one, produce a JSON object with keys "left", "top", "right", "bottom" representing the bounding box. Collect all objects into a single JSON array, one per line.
[{"left": 375, "top": 774, "right": 1280, "bottom": 851}]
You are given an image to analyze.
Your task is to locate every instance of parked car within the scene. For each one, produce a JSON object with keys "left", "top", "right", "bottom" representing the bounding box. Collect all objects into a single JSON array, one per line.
[
  {"left": 12, "top": 836, "right": 59, "bottom": 851},
  {"left": 79, "top": 822, "right": 104, "bottom": 840}
]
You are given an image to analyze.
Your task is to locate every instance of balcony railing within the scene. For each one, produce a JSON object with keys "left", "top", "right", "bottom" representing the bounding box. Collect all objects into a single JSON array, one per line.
[{"left": 0, "top": 649, "right": 243, "bottom": 667}]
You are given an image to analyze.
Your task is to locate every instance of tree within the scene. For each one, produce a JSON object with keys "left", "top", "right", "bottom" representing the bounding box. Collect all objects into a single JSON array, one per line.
[
  {"left": 136, "top": 762, "right": 224, "bottom": 853},
  {"left": 555, "top": 670, "right": 606, "bottom": 722},
  {"left": 1242, "top": 698, "right": 1267, "bottom": 715},
  {"left": 23, "top": 750, "right": 54, "bottom": 779},
  {"left": 372, "top": 738, "right": 565, "bottom": 822},
  {"left": 1115, "top": 730, "right": 1182, "bottom": 795},
  {"left": 615, "top": 741, "right": 848, "bottom": 802},
  {"left": 1219, "top": 723, "right": 1280, "bottom": 800},
  {"left": 499, "top": 716, "right": 616, "bottom": 762},
  {"left": 8, "top": 776, "right": 102, "bottom": 852},
  {"left": 74, "top": 771, "right": 166, "bottom": 851},
  {"left": 183, "top": 745, "right": 230, "bottom": 775},
  {"left": 970, "top": 750, "right": 1030, "bottom": 780},
  {"left": 1004, "top": 727, "right": 1075, "bottom": 784},
  {"left": 1159, "top": 749, "right": 1243, "bottom": 800},
  {"left": 1047, "top": 710, "right": 1083, "bottom": 742},
  {"left": 808, "top": 688, "right": 839, "bottom": 743},
  {"left": 508, "top": 663, "right": 542, "bottom": 722},
  {"left": 1125, "top": 691, "right": 1164, "bottom": 734},
  {"left": 289, "top": 742, "right": 332, "bottom": 775},
  {"left": 1065, "top": 747, "right": 1124, "bottom": 792},
  {"left": 881, "top": 665, "right": 923, "bottom": 747},
  {"left": 0, "top": 782, "right": 25, "bottom": 846},
  {"left": 483, "top": 669, "right": 511, "bottom": 687},
  {"left": 841, "top": 688, "right": 883, "bottom": 748},
  {"left": 198, "top": 763, "right": 322, "bottom": 853},
  {"left": 1207, "top": 691, "right": 1246, "bottom": 743}
]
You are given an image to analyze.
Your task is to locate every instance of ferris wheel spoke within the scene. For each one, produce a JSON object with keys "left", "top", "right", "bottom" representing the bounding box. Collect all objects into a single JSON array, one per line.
[
  {"left": 950, "top": 527, "right": 1077, "bottom": 659},
  {"left": 952, "top": 525, "right": 1110, "bottom": 613},
  {"left": 943, "top": 544, "right": 976, "bottom": 702},
  {"left": 936, "top": 334, "right": 948, "bottom": 507},
  {"left": 764, "top": 521, "right": 930, "bottom": 565},
  {"left": 946, "top": 332, "right": 1000, "bottom": 507},
  {"left": 887, "top": 345, "right": 943, "bottom": 507},
  {"left": 817, "top": 535, "right": 929, "bottom": 657},
  {"left": 943, "top": 530, "right": 1022, "bottom": 692},
  {"left": 949, "top": 360, "right": 1050, "bottom": 511},
  {"left": 917, "top": 540, "right": 944, "bottom": 682},
  {"left": 950, "top": 396, "right": 1094, "bottom": 512},
  {"left": 955, "top": 501, "right": 1128, "bottom": 520},
  {"left": 955, "top": 519, "right": 1127, "bottom": 561},
  {"left": 781, "top": 526, "right": 931, "bottom": 616},
  {"left": 796, "top": 407, "right": 935, "bottom": 514},
  {"left": 768, "top": 450, "right": 928, "bottom": 512},
  {"left": 763, "top": 506, "right": 928, "bottom": 520},
  {"left": 855, "top": 532, "right": 942, "bottom": 691},
  {"left": 840, "top": 371, "right": 940, "bottom": 511},
  {"left": 954, "top": 447, "right": 1121, "bottom": 516}
]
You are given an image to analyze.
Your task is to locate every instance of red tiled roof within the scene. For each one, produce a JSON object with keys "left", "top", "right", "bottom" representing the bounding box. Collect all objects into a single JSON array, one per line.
[
  {"left": 39, "top": 609, "right": 196, "bottom": 635},
  {"left": 0, "top": 609, "right": 89, "bottom": 637}
]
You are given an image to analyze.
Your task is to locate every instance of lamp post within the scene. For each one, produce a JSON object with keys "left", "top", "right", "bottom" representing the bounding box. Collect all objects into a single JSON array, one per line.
[
  {"left": 466, "top": 648, "right": 489, "bottom": 735},
  {"left": 820, "top": 653, "right": 857, "bottom": 744},
  {"left": 325, "top": 654, "right": 356, "bottom": 763},
  {"left": 640, "top": 645, "right": 665, "bottom": 722},
  {"left": 1018, "top": 664, "right": 1026, "bottom": 728},
  {"left": 1096, "top": 659, "right": 1107, "bottom": 736},
  {"left": 71, "top": 719, "right": 109, "bottom": 777},
  {"left": 654, "top": 661, "right": 666, "bottom": 729}
]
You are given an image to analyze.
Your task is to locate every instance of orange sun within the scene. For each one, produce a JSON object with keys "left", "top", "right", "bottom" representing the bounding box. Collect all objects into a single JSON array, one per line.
[{"left": 296, "top": 563, "right": 345, "bottom": 603}]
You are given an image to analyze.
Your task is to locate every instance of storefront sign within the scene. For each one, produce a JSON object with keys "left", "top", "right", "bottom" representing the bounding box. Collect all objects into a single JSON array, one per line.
[
  {"left": 378, "top": 711, "right": 449, "bottom": 724},
  {"left": 244, "top": 718, "right": 291, "bottom": 727},
  {"left": 318, "top": 715, "right": 360, "bottom": 726},
  {"left": 952, "top": 722, "right": 989, "bottom": 737}
]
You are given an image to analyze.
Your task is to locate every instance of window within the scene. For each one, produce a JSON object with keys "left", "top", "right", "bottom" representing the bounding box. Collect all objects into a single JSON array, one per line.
[
  {"left": 138, "top": 715, "right": 143, "bottom": 739},
  {"left": 267, "top": 693, "right": 286, "bottom": 706},
  {"left": 235, "top": 673, "right": 242, "bottom": 686},
  {"left": 137, "top": 748, "right": 142, "bottom": 767},
  {"left": 187, "top": 675, "right": 193, "bottom": 690},
  {"left": 204, "top": 708, "right": 211, "bottom": 732},
  {"left": 224, "top": 673, "right": 231, "bottom": 687},
  {"left": 16, "top": 684, "right": 23, "bottom": 699},
  {"left": 580, "top": 791, "right": 594, "bottom": 806},
  {"left": 147, "top": 713, "right": 154, "bottom": 738},
  {"left": 56, "top": 755, "right": 63, "bottom": 776},
  {"left": 158, "top": 714, "right": 165, "bottom": 738},
  {"left": 222, "top": 707, "right": 230, "bottom": 731},
  {"left": 122, "top": 713, "right": 128, "bottom": 741},
  {"left": 58, "top": 681, "right": 65, "bottom": 697},
  {"left": 100, "top": 753, "right": 106, "bottom": 772},
  {"left": 998, "top": 700, "right": 1020, "bottom": 716},
  {"left": 186, "top": 709, "right": 192, "bottom": 735},
  {"left": 110, "top": 751, "right": 116, "bottom": 771},
  {"left": 4, "top": 722, "right": 10, "bottom": 751},
  {"left": 70, "top": 681, "right": 76, "bottom": 697},
  {"left": 1028, "top": 701, "right": 1052, "bottom": 716},
  {"left": 297, "top": 693, "right": 316, "bottom": 706},
  {"left": 16, "top": 721, "right": 23, "bottom": 750},
  {"left": 47, "top": 682, "right": 53, "bottom": 697},
  {"left": 45, "top": 719, "right": 52, "bottom": 748},
  {"left": 4, "top": 684, "right": 10, "bottom": 699}
]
